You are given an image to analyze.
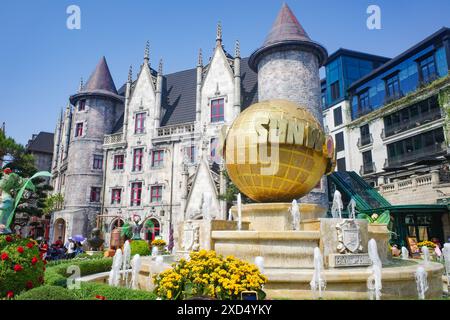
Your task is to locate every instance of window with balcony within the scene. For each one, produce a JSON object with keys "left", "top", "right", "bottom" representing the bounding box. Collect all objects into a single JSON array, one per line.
[
  {"left": 151, "top": 150, "right": 164, "bottom": 168},
  {"left": 132, "top": 148, "right": 143, "bottom": 172},
  {"left": 385, "top": 74, "right": 401, "bottom": 99},
  {"left": 111, "top": 188, "right": 121, "bottom": 204},
  {"left": 150, "top": 185, "right": 162, "bottom": 203},
  {"left": 135, "top": 113, "right": 146, "bottom": 134},
  {"left": 130, "top": 182, "right": 142, "bottom": 206},
  {"left": 330, "top": 81, "right": 340, "bottom": 101},
  {"left": 335, "top": 132, "right": 345, "bottom": 152},
  {"left": 333, "top": 107, "right": 343, "bottom": 127},
  {"left": 386, "top": 128, "right": 445, "bottom": 167},
  {"left": 359, "top": 124, "right": 371, "bottom": 147},
  {"left": 93, "top": 155, "right": 103, "bottom": 170},
  {"left": 78, "top": 100, "right": 86, "bottom": 111},
  {"left": 75, "top": 123, "right": 83, "bottom": 137},
  {"left": 211, "top": 99, "right": 224, "bottom": 123},
  {"left": 362, "top": 150, "right": 374, "bottom": 174},
  {"left": 418, "top": 54, "right": 437, "bottom": 84},
  {"left": 90, "top": 187, "right": 101, "bottom": 203},
  {"left": 383, "top": 96, "right": 441, "bottom": 137},
  {"left": 113, "top": 154, "right": 124, "bottom": 170}
]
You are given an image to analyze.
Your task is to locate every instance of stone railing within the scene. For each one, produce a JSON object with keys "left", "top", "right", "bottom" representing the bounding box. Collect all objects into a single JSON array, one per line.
[
  {"left": 156, "top": 122, "right": 195, "bottom": 137},
  {"left": 378, "top": 171, "right": 436, "bottom": 194},
  {"left": 104, "top": 132, "right": 125, "bottom": 146}
]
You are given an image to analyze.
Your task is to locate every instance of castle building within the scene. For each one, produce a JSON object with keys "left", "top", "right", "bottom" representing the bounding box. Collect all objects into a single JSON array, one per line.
[{"left": 50, "top": 4, "right": 327, "bottom": 245}]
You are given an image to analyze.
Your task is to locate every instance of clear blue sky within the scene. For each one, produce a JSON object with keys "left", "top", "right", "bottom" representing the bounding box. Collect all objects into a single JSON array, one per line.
[{"left": 1, "top": 0, "right": 449, "bottom": 145}]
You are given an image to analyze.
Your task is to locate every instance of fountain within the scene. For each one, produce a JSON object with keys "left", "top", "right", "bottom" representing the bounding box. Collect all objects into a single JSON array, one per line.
[
  {"left": 108, "top": 248, "right": 123, "bottom": 287},
  {"left": 401, "top": 246, "right": 409, "bottom": 260},
  {"left": 310, "top": 247, "right": 326, "bottom": 299},
  {"left": 130, "top": 254, "right": 142, "bottom": 290},
  {"left": 122, "top": 240, "right": 131, "bottom": 285},
  {"left": 228, "top": 208, "right": 233, "bottom": 221},
  {"left": 443, "top": 243, "right": 450, "bottom": 289},
  {"left": 367, "top": 239, "right": 382, "bottom": 300},
  {"left": 415, "top": 266, "right": 428, "bottom": 300},
  {"left": 331, "top": 190, "right": 343, "bottom": 219},
  {"left": 151, "top": 245, "right": 159, "bottom": 256},
  {"left": 255, "top": 256, "right": 265, "bottom": 274},
  {"left": 290, "top": 199, "right": 300, "bottom": 231},
  {"left": 421, "top": 246, "right": 430, "bottom": 265},
  {"left": 347, "top": 198, "right": 356, "bottom": 220},
  {"left": 237, "top": 193, "right": 242, "bottom": 231}
]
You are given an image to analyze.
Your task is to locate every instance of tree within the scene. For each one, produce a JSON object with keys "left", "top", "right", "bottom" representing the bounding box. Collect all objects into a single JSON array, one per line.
[{"left": 42, "top": 193, "right": 64, "bottom": 215}]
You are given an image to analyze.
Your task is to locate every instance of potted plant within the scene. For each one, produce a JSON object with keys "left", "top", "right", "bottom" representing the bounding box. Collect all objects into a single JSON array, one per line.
[{"left": 151, "top": 239, "right": 166, "bottom": 254}]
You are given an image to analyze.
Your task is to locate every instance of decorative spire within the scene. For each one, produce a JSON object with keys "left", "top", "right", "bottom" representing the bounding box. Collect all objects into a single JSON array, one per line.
[
  {"left": 144, "top": 41, "right": 150, "bottom": 63},
  {"left": 216, "top": 21, "right": 222, "bottom": 46},
  {"left": 83, "top": 56, "right": 118, "bottom": 94},
  {"left": 158, "top": 58, "right": 163, "bottom": 75},
  {"left": 78, "top": 77, "right": 84, "bottom": 92},
  {"left": 198, "top": 48, "right": 203, "bottom": 66},
  {"left": 128, "top": 65, "right": 133, "bottom": 83},
  {"left": 235, "top": 40, "right": 240, "bottom": 58}
]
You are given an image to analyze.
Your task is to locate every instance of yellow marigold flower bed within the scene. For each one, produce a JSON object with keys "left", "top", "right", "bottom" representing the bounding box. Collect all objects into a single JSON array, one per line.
[
  {"left": 151, "top": 239, "right": 166, "bottom": 247},
  {"left": 417, "top": 240, "right": 436, "bottom": 249},
  {"left": 153, "top": 250, "right": 267, "bottom": 300}
]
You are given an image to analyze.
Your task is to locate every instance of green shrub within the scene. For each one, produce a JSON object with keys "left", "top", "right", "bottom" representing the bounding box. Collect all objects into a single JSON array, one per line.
[
  {"left": 15, "top": 285, "right": 76, "bottom": 300},
  {"left": 130, "top": 240, "right": 150, "bottom": 256},
  {"left": 0, "top": 235, "right": 45, "bottom": 298},
  {"left": 46, "top": 252, "right": 105, "bottom": 267},
  {"left": 71, "top": 282, "right": 157, "bottom": 300},
  {"left": 45, "top": 258, "right": 112, "bottom": 287}
]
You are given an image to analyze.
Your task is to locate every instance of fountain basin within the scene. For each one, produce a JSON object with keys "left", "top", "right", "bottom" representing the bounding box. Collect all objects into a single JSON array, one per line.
[
  {"left": 212, "top": 230, "right": 320, "bottom": 268},
  {"left": 263, "top": 260, "right": 444, "bottom": 300},
  {"left": 230, "top": 203, "right": 327, "bottom": 231}
]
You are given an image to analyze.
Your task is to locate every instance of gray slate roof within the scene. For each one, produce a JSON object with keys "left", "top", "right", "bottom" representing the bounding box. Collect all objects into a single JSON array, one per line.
[
  {"left": 83, "top": 56, "right": 118, "bottom": 95},
  {"left": 26, "top": 132, "right": 54, "bottom": 154},
  {"left": 112, "top": 57, "right": 257, "bottom": 132}
]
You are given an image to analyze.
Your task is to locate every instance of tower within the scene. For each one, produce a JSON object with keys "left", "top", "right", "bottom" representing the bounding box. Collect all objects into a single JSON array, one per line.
[
  {"left": 65, "top": 56, "right": 124, "bottom": 236},
  {"left": 249, "top": 3, "right": 329, "bottom": 208}
]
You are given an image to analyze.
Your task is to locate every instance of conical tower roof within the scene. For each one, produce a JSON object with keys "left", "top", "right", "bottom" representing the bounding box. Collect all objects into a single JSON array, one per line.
[
  {"left": 84, "top": 56, "right": 118, "bottom": 94},
  {"left": 263, "top": 3, "right": 311, "bottom": 46},
  {"left": 249, "top": 3, "right": 327, "bottom": 70},
  {"left": 70, "top": 56, "right": 123, "bottom": 105}
]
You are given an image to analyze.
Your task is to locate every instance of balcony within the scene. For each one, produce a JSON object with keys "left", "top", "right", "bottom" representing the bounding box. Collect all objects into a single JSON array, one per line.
[
  {"left": 383, "top": 109, "right": 442, "bottom": 138},
  {"left": 384, "top": 142, "right": 447, "bottom": 168},
  {"left": 357, "top": 134, "right": 373, "bottom": 149},
  {"left": 156, "top": 122, "right": 195, "bottom": 137},
  {"left": 383, "top": 91, "right": 404, "bottom": 105},
  {"left": 104, "top": 132, "right": 126, "bottom": 147},
  {"left": 359, "top": 162, "right": 376, "bottom": 176}
]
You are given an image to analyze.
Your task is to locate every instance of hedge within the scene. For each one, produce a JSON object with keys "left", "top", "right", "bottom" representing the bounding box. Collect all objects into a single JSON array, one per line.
[
  {"left": 16, "top": 282, "right": 156, "bottom": 300},
  {"left": 130, "top": 240, "right": 151, "bottom": 256},
  {"left": 45, "top": 258, "right": 113, "bottom": 287},
  {"left": 15, "top": 285, "right": 76, "bottom": 300}
]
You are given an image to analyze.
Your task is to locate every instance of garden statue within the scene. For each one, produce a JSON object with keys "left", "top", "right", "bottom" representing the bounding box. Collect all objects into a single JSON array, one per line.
[
  {"left": 131, "top": 214, "right": 144, "bottom": 240},
  {"left": 0, "top": 168, "right": 51, "bottom": 234},
  {"left": 87, "top": 227, "right": 105, "bottom": 251}
]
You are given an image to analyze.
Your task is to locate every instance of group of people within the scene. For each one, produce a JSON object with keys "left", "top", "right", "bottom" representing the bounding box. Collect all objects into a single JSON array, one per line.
[{"left": 39, "top": 236, "right": 85, "bottom": 261}]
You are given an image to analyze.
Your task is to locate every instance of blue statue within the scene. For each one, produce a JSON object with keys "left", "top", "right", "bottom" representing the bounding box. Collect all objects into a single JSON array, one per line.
[{"left": 0, "top": 168, "right": 51, "bottom": 234}]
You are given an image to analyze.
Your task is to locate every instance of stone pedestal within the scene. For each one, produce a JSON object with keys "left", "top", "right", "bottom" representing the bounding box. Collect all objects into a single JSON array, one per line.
[{"left": 230, "top": 203, "right": 326, "bottom": 231}]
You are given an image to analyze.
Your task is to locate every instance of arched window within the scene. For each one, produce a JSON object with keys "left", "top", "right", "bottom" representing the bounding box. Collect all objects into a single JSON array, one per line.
[
  {"left": 53, "top": 218, "right": 66, "bottom": 243},
  {"left": 143, "top": 218, "right": 161, "bottom": 241}
]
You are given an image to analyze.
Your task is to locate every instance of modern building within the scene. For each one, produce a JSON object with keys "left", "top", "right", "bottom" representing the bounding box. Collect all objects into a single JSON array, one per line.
[
  {"left": 323, "top": 28, "right": 450, "bottom": 244},
  {"left": 50, "top": 4, "right": 327, "bottom": 246}
]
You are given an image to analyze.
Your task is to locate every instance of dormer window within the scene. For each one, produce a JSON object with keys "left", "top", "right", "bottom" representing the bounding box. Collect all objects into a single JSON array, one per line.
[
  {"left": 211, "top": 98, "right": 224, "bottom": 123},
  {"left": 135, "top": 113, "right": 146, "bottom": 134}
]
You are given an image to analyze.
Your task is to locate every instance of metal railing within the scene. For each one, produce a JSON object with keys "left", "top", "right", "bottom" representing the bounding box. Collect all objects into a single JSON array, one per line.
[
  {"left": 357, "top": 134, "right": 373, "bottom": 148},
  {"left": 359, "top": 162, "right": 376, "bottom": 176},
  {"left": 383, "top": 109, "right": 442, "bottom": 138},
  {"left": 384, "top": 142, "right": 446, "bottom": 167}
]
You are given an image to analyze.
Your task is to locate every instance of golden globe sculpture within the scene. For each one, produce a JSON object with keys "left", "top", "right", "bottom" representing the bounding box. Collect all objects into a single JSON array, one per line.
[{"left": 220, "top": 100, "right": 336, "bottom": 202}]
